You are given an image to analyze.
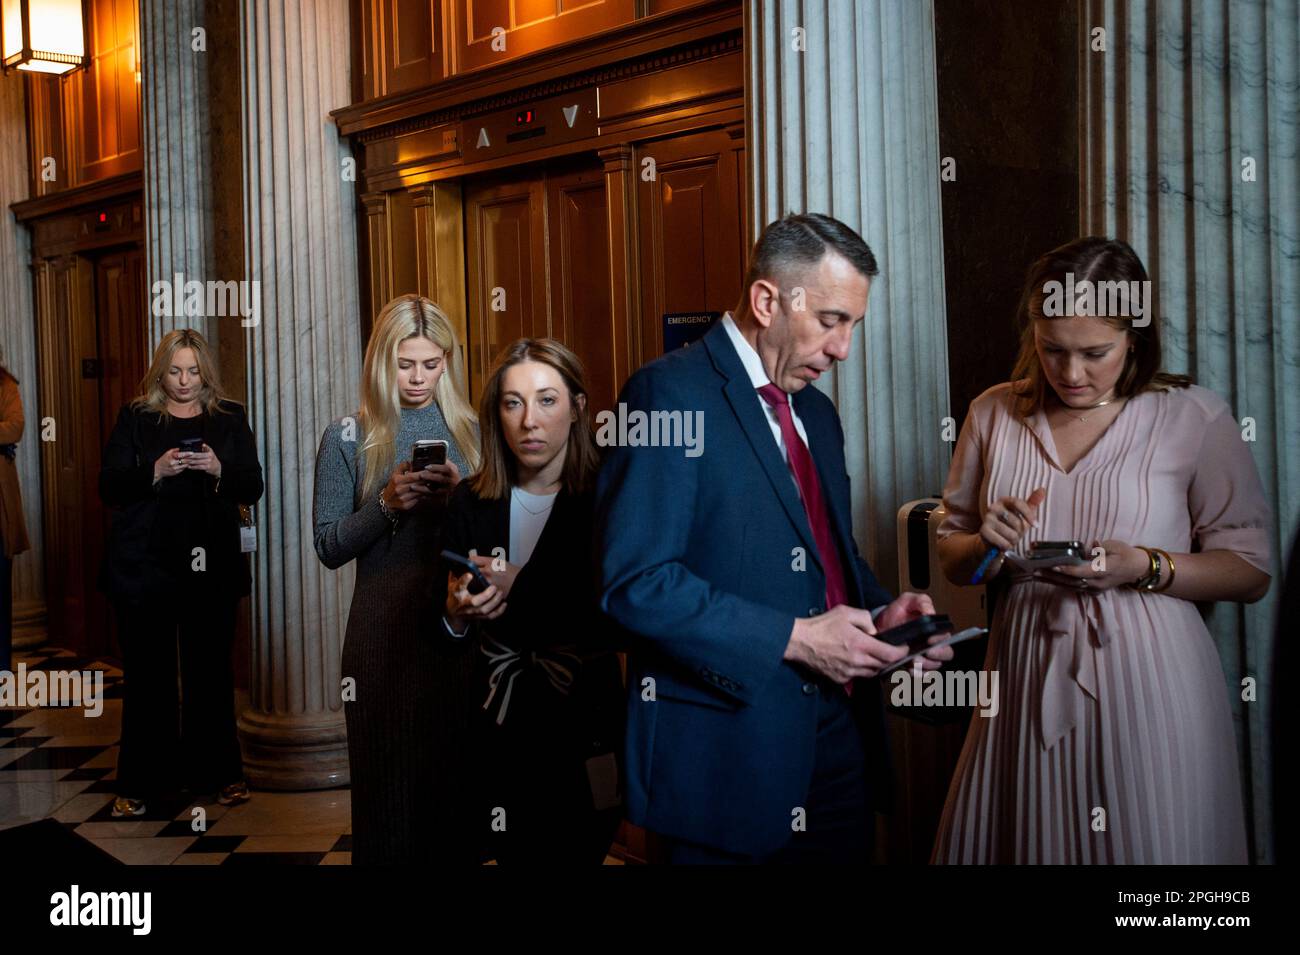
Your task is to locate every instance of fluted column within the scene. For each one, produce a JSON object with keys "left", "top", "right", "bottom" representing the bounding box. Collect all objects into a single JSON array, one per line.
[
  {"left": 0, "top": 73, "right": 48, "bottom": 651},
  {"left": 747, "top": 0, "right": 950, "bottom": 594},
  {"left": 237, "top": 0, "right": 361, "bottom": 788},
  {"left": 142, "top": 0, "right": 217, "bottom": 345},
  {"left": 1080, "top": 0, "right": 1298, "bottom": 866}
]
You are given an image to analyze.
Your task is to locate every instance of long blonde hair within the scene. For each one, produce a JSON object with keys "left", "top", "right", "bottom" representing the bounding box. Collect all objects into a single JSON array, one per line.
[
  {"left": 132, "top": 329, "right": 231, "bottom": 416},
  {"left": 358, "top": 295, "right": 480, "bottom": 501}
]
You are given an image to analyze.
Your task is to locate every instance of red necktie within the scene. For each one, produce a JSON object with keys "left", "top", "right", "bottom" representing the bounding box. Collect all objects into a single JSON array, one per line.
[{"left": 758, "top": 384, "right": 849, "bottom": 613}]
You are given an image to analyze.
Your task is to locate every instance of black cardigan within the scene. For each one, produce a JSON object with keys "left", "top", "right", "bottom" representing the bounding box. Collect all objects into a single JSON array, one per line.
[
  {"left": 437, "top": 480, "right": 625, "bottom": 739},
  {"left": 437, "top": 481, "right": 616, "bottom": 655},
  {"left": 98, "top": 399, "right": 264, "bottom": 604}
]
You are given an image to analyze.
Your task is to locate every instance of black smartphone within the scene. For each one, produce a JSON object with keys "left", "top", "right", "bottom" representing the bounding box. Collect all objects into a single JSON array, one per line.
[
  {"left": 1029, "top": 540, "right": 1086, "bottom": 563},
  {"left": 876, "top": 614, "right": 953, "bottom": 651},
  {"left": 411, "top": 439, "right": 448, "bottom": 474},
  {"left": 440, "top": 549, "right": 490, "bottom": 595},
  {"left": 178, "top": 437, "right": 204, "bottom": 454}
]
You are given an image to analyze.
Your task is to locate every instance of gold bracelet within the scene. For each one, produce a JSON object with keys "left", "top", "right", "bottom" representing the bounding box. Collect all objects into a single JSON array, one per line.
[
  {"left": 1131, "top": 546, "right": 1159, "bottom": 589},
  {"left": 1152, "top": 549, "right": 1176, "bottom": 592}
]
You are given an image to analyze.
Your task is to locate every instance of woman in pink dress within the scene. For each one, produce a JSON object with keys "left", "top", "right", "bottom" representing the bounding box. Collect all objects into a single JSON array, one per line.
[{"left": 931, "top": 237, "right": 1272, "bottom": 864}]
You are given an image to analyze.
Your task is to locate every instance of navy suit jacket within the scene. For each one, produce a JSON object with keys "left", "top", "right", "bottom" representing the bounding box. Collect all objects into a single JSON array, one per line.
[{"left": 594, "top": 319, "right": 894, "bottom": 856}]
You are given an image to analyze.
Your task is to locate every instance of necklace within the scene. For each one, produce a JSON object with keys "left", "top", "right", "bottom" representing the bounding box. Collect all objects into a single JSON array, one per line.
[
  {"left": 1059, "top": 392, "right": 1119, "bottom": 423},
  {"left": 512, "top": 487, "right": 557, "bottom": 515}
]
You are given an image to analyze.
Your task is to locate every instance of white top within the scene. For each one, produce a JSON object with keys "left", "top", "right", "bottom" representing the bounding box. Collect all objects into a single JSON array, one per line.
[
  {"left": 720, "top": 312, "right": 811, "bottom": 463},
  {"left": 509, "top": 487, "right": 557, "bottom": 566}
]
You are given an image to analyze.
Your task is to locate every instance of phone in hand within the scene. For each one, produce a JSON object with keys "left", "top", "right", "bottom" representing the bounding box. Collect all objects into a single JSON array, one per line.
[
  {"left": 876, "top": 614, "right": 954, "bottom": 652},
  {"left": 178, "top": 437, "right": 204, "bottom": 454},
  {"left": 441, "top": 549, "right": 491, "bottom": 595},
  {"left": 1028, "top": 540, "right": 1086, "bottom": 565},
  {"left": 411, "top": 439, "right": 448, "bottom": 474}
]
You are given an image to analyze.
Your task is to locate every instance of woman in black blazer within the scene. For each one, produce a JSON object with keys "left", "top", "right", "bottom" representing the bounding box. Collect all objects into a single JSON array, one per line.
[
  {"left": 99, "top": 329, "right": 264, "bottom": 818},
  {"left": 441, "top": 338, "right": 624, "bottom": 864}
]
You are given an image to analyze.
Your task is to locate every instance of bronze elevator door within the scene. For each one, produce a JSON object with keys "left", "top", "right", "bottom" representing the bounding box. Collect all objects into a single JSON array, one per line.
[
  {"left": 463, "top": 158, "right": 617, "bottom": 414},
  {"left": 40, "top": 248, "right": 146, "bottom": 660}
]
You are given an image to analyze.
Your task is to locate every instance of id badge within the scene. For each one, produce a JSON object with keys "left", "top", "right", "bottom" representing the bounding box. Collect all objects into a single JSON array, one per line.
[
  {"left": 240, "top": 526, "right": 257, "bottom": 553},
  {"left": 585, "top": 752, "right": 621, "bottom": 811}
]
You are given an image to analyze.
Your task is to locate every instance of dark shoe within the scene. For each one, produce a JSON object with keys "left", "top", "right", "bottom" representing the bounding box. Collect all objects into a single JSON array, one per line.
[{"left": 218, "top": 781, "right": 251, "bottom": 806}]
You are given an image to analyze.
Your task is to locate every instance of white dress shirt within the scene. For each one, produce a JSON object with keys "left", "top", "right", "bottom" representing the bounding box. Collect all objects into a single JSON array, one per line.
[{"left": 720, "top": 312, "right": 810, "bottom": 467}]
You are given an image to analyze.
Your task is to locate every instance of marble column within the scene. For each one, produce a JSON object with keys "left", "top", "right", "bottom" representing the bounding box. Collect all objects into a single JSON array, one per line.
[
  {"left": 747, "top": 0, "right": 951, "bottom": 594},
  {"left": 0, "top": 73, "right": 48, "bottom": 652},
  {"left": 141, "top": 0, "right": 217, "bottom": 345},
  {"left": 236, "top": 0, "right": 362, "bottom": 789},
  {"left": 1081, "top": 0, "right": 1298, "bottom": 864}
]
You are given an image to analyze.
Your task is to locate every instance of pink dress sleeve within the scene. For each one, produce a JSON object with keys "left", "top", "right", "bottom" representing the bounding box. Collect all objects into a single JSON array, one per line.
[
  {"left": 1187, "top": 396, "right": 1272, "bottom": 575},
  {"left": 937, "top": 397, "right": 987, "bottom": 541}
]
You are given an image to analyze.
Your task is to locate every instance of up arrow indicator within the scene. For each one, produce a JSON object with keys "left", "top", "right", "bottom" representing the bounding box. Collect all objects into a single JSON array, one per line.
[
  {"left": 562, "top": 104, "right": 579, "bottom": 128},
  {"left": 476, "top": 127, "right": 491, "bottom": 149}
]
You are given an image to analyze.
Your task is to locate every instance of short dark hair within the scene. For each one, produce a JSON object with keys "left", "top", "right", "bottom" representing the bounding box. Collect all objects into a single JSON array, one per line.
[{"left": 742, "top": 213, "right": 879, "bottom": 295}]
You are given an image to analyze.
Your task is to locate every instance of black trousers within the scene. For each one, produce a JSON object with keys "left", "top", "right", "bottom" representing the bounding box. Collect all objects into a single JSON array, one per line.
[
  {"left": 115, "top": 596, "right": 243, "bottom": 800},
  {"left": 665, "top": 682, "right": 873, "bottom": 864}
]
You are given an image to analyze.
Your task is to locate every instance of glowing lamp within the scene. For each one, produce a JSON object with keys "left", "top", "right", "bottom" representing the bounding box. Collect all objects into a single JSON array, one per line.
[{"left": 1, "top": 0, "right": 87, "bottom": 75}]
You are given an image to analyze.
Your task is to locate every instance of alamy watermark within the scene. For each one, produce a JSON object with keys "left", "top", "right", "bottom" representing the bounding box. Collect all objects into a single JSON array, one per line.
[
  {"left": 889, "top": 668, "right": 999, "bottom": 718},
  {"left": 595, "top": 404, "right": 704, "bottom": 458},
  {"left": 0, "top": 664, "right": 105, "bottom": 718},
  {"left": 150, "top": 272, "right": 260, "bottom": 327},
  {"left": 1041, "top": 272, "right": 1152, "bottom": 327}
]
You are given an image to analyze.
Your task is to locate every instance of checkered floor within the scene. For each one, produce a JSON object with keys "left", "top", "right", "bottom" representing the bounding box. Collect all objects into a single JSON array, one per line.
[{"left": 1, "top": 647, "right": 353, "bottom": 865}]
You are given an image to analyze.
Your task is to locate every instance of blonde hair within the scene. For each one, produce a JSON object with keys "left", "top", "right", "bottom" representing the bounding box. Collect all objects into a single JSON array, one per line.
[
  {"left": 133, "top": 329, "right": 231, "bottom": 416},
  {"left": 358, "top": 295, "right": 480, "bottom": 501}
]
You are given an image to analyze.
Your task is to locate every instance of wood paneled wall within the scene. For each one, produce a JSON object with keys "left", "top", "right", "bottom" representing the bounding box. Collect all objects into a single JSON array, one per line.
[
  {"left": 354, "top": 0, "right": 715, "bottom": 100},
  {"left": 26, "top": 0, "right": 141, "bottom": 198}
]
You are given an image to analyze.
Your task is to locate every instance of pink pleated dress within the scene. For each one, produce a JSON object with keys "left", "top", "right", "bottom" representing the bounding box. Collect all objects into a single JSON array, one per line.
[{"left": 931, "top": 382, "right": 1270, "bottom": 864}]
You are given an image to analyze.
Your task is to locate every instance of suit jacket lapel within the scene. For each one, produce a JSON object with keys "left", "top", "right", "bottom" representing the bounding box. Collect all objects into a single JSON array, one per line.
[{"left": 704, "top": 324, "right": 823, "bottom": 570}]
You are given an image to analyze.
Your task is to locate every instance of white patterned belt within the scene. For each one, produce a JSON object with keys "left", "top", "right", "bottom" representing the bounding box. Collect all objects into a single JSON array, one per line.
[{"left": 480, "top": 634, "right": 582, "bottom": 726}]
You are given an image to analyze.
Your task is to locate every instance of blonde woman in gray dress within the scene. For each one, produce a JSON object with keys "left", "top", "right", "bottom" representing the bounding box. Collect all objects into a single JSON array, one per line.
[
  {"left": 313, "top": 294, "right": 481, "bottom": 864},
  {"left": 932, "top": 238, "right": 1271, "bottom": 863}
]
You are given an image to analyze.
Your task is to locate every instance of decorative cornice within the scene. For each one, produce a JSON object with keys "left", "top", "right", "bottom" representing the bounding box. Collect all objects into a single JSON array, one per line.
[
  {"left": 334, "top": 2, "right": 742, "bottom": 145},
  {"left": 10, "top": 170, "right": 143, "bottom": 223}
]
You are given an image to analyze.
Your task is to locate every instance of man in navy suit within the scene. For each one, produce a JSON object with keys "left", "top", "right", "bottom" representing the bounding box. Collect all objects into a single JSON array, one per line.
[{"left": 594, "top": 213, "right": 953, "bottom": 863}]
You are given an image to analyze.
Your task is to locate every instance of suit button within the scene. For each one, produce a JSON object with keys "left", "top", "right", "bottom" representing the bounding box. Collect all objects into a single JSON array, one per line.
[
  {"left": 802, "top": 682, "right": 816, "bottom": 695},
  {"left": 808, "top": 607, "right": 821, "bottom": 616}
]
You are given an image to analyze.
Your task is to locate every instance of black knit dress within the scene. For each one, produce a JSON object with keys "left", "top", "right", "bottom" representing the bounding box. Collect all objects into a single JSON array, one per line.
[{"left": 312, "top": 402, "right": 477, "bottom": 864}]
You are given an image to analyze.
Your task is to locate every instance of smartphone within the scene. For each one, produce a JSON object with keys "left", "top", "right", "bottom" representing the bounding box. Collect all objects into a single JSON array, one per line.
[
  {"left": 178, "top": 437, "right": 204, "bottom": 454},
  {"left": 1029, "top": 540, "right": 1086, "bottom": 564},
  {"left": 411, "top": 439, "right": 448, "bottom": 474},
  {"left": 440, "top": 549, "right": 491, "bottom": 595},
  {"left": 876, "top": 614, "right": 953, "bottom": 651}
]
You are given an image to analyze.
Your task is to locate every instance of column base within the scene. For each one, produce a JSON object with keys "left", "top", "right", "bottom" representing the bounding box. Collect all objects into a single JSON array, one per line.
[{"left": 237, "top": 706, "right": 350, "bottom": 790}]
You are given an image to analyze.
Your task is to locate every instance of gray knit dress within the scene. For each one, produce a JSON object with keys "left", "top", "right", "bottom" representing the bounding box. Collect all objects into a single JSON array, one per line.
[{"left": 313, "top": 402, "right": 478, "bottom": 865}]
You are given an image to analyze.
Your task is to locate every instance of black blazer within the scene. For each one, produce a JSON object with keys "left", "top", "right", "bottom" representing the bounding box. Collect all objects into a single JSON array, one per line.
[
  {"left": 438, "top": 481, "right": 616, "bottom": 656},
  {"left": 99, "top": 399, "right": 264, "bottom": 604},
  {"left": 438, "top": 481, "right": 625, "bottom": 741}
]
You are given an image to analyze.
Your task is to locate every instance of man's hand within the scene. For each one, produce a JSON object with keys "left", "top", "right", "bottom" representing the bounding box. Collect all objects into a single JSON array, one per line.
[
  {"left": 784, "top": 605, "right": 908, "bottom": 684},
  {"left": 876, "top": 592, "right": 954, "bottom": 670}
]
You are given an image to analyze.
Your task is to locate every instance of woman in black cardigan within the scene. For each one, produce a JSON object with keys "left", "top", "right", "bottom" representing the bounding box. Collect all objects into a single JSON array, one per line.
[
  {"left": 441, "top": 338, "right": 624, "bottom": 864},
  {"left": 99, "top": 329, "right": 264, "bottom": 817}
]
